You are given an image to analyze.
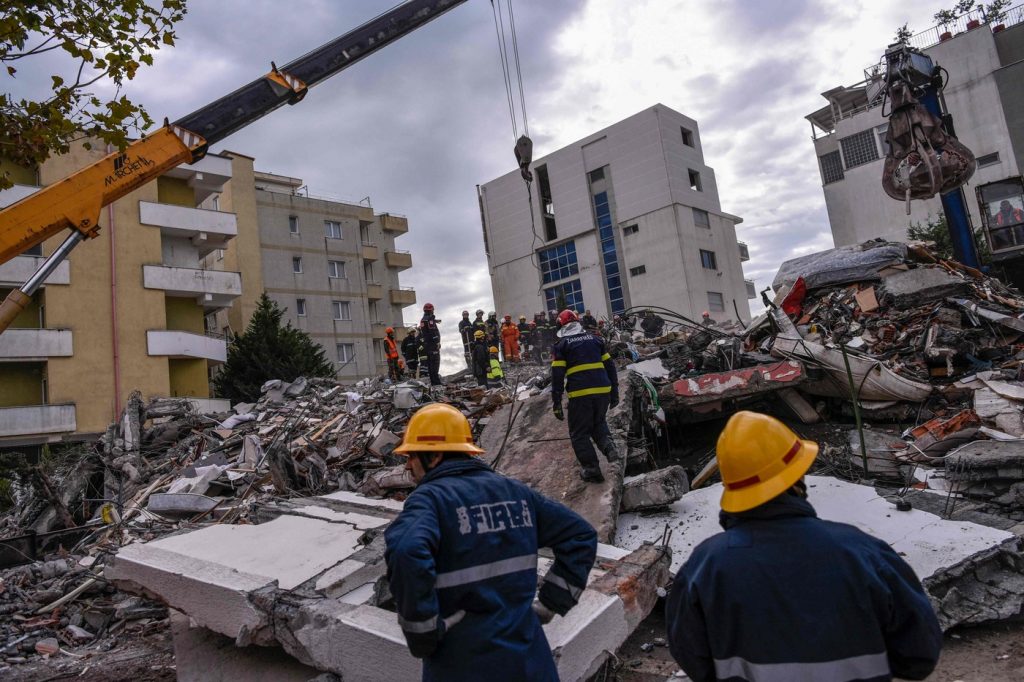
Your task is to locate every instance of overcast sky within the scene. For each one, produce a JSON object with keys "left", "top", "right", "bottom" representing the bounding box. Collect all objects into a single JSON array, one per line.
[{"left": 6, "top": 0, "right": 950, "bottom": 371}]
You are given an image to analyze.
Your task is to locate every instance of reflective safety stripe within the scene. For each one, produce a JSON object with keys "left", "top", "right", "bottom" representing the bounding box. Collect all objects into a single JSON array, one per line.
[
  {"left": 713, "top": 652, "right": 890, "bottom": 682},
  {"left": 551, "top": 360, "right": 567, "bottom": 368},
  {"left": 397, "top": 613, "right": 438, "bottom": 634},
  {"left": 435, "top": 554, "right": 537, "bottom": 589},
  {"left": 543, "top": 572, "right": 582, "bottom": 600},
  {"left": 565, "top": 362, "right": 605, "bottom": 377},
  {"left": 567, "top": 386, "right": 612, "bottom": 399},
  {"left": 600, "top": 353, "right": 611, "bottom": 361}
]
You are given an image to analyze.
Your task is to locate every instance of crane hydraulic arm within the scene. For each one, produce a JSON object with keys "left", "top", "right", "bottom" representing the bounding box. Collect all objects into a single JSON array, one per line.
[{"left": 0, "top": 0, "right": 468, "bottom": 332}]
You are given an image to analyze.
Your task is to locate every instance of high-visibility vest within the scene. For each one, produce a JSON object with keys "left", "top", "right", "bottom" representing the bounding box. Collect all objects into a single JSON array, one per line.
[
  {"left": 487, "top": 358, "right": 504, "bottom": 380},
  {"left": 384, "top": 337, "right": 399, "bottom": 359}
]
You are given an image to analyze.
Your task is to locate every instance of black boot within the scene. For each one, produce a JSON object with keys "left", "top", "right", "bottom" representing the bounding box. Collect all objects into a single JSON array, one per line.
[{"left": 580, "top": 467, "right": 605, "bottom": 483}]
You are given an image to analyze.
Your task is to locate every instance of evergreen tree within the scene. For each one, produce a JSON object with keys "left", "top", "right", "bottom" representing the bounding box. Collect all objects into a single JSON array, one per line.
[{"left": 214, "top": 294, "right": 335, "bottom": 403}]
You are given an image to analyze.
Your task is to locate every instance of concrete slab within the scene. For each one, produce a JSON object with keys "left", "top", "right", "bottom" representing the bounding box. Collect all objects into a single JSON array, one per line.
[{"left": 615, "top": 475, "right": 1013, "bottom": 578}]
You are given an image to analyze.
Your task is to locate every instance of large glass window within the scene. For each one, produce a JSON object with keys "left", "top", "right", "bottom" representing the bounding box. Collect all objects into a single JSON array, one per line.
[
  {"left": 700, "top": 249, "right": 717, "bottom": 270},
  {"left": 332, "top": 300, "right": 351, "bottom": 320},
  {"left": 819, "top": 151, "right": 844, "bottom": 184},
  {"left": 707, "top": 291, "right": 725, "bottom": 313},
  {"left": 592, "top": 188, "right": 625, "bottom": 314},
  {"left": 325, "top": 220, "right": 342, "bottom": 239},
  {"left": 544, "top": 279, "right": 584, "bottom": 314},
  {"left": 328, "top": 260, "right": 346, "bottom": 279},
  {"left": 979, "top": 178, "right": 1024, "bottom": 252},
  {"left": 336, "top": 343, "right": 355, "bottom": 363},
  {"left": 839, "top": 130, "right": 878, "bottom": 169},
  {"left": 538, "top": 241, "right": 579, "bottom": 284}
]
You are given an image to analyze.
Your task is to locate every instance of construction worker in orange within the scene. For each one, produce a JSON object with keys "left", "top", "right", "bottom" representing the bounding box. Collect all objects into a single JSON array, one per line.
[
  {"left": 384, "top": 327, "right": 402, "bottom": 381},
  {"left": 501, "top": 314, "right": 521, "bottom": 362}
]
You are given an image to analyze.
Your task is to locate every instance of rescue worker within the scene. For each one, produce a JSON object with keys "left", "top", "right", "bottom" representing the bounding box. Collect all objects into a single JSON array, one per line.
[
  {"left": 487, "top": 345, "right": 504, "bottom": 387},
  {"left": 419, "top": 303, "right": 442, "bottom": 386},
  {"left": 384, "top": 327, "right": 402, "bottom": 381},
  {"left": 385, "top": 403, "right": 597, "bottom": 682},
  {"left": 640, "top": 310, "right": 665, "bottom": 339},
  {"left": 533, "top": 312, "right": 548, "bottom": 360},
  {"left": 550, "top": 309, "right": 619, "bottom": 483},
  {"left": 666, "top": 411, "right": 942, "bottom": 682},
  {"left": 546, "top": 309, "right": 559, "bottom": 346},
  {"left": 402, "top": 326, "right": 420, "bottom": 377},
  {"left": 517, "top": 315, "right": 531, "bottom": 361},
  {"left": 485, "top": 311, "right": 500, "bottom": 351},
  {"left": 458, "top": 310, "right": 473, "bottom": 366},
  {"left": 470, "top": 330, "right": 489, "bottom": 387},
  {"left": 472, "top": 309, "right": 487, "bottom": 339},
  {"left": 581, "top": 309, "right": 598, "bottom": 331},
  {"left": 500, "top": 314, "right": 521, "bottom": 362},
  {"left": 701, "top": 310, "right": 716, "bottom": 327},
  {"left": 995, "top": 199, "right": 1024, "bottom": 227}
]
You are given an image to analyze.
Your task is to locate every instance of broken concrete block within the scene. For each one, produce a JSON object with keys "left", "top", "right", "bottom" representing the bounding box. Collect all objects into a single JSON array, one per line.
[
  {"left": 356, "top": 465, "right": 415, "bottom": 496},
  {"left": 880, "top": 266, "right": 968, "bottom": 309},
  {"left": 147, "top": 493, "right": 220, "bottom": 517},
  {"left": 621, "top": 467, "right": 690, "bottom": 511},
  {"left": 367, "top": 430, "right": 401, "bottom": 459}
]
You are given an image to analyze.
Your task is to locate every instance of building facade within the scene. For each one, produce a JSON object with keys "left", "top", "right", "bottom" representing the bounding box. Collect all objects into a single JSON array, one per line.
[
  {"left": 0, "top": 148, "right": 246, "bottom": 447},
  {"left": 806, "top": 11, "right": 1024, "bottom": 255},
  {"left": 206, "top": 171, "right": 414, "bottom": 381},
  {"left": 478, "top": 105, "right": 753, "bottom": 324}
]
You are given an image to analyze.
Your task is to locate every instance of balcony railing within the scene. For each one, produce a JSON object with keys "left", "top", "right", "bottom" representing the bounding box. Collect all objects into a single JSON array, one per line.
[
  {"left": 366, "top": 283, "right": 385, "bottom": 300},
  {"left": 147, "top": 330, "right": 228, "bottom": 363},
  {"left": 142, "top": 265, "right": 241, "bottom": 310},
  {"left": 379, "top": 213, "right": 408, "bottom": 234},
  {"left": 361, "top": 243, "right": 380, "bottom": 261},
  {"left": 139, "top": 201, "right": 237, "bottom": 257},
  {"left": 0, "top": 404, "right": 76, "bottom": 438},
  {"left": 0, "top": 255, "right": 70, "bottom": 287},
  {"left": 0, "top": 183, "right": 40, "bottom": 209},
  {"left": 384, "top": 250, "right": 412, "bottom": 270},
  {"left": 0, "top": 329, "right": 73, "bottom": 360},
  {"left": 390, "top": 287, "right": 417, "bottom": 306}
]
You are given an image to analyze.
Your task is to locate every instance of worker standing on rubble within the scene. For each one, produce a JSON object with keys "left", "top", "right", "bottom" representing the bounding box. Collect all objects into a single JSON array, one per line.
[
  {"left": 419, "top": 303, "right": 443, "bottom": 387},
  {"left": 546, "top": 309, "right": 559, "bottom": 346},
  {"left": 385, "top": 403, "right": 597, "bottom": 682},
  {"left": 501, "top": 314, "right": 521, "bottom": 362},
  {"left": 402, "top": 326, "right": 420, "bottom": 377},
  {"left": 665, "top": 411, "right": 942, "bottom": 682},
  {"left": 517, "top": 315, "right": 531, "bottom": 361},
  {"left": 550, "top": 309, "right": 620, "bottom": 483},
  {"left": 472, "top": 309, "right": 487, "bottom": 339},
  {"left": 701, "top": 310, "right": 716, "bottom": 327},
  {"left": 470, "top": 330, "right": 489, "bottom": 387},
  {"left": 384, "top": 327, "right": 402, "bottom": 381},
  {"left": 487, "top": 345, "right": 504, "bottom": 387},
  {"left": 458, "top": 310, "right": 473, "bottom": 366},
  {"left": 640, "top": 310, "right": 665, "bottom": 338},
  {"left": 533, "top": 312, "right": 548, "bottom": 359},
  {"left": 581, "top": 309, "right": 598, "bottom": 331},
  {"left": 485, "top": 311, "right": 500, "bottom": 353}
]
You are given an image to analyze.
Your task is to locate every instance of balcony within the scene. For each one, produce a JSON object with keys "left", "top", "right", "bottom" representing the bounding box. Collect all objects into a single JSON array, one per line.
[
  {"left": 384, "top": 250, "right": 412, "bottom": 270},
  {"left": 378, "top": 213, "right": 408, "bottom": 234},
  {"left": 745, "top": 279, "right": 757, "bottom": 300},
  {"left": 0, "top": 329, "right": 73, "bottom": 360},
  {"left": 142, "top": 265, "right": 241, "bottom": 310},
  {"left": 0, "top": 183, "right": 40, "bottom": 209},
  {"left": 186, "top": 398, "right": 232, "bottom": 414},
  {"left": 0, "top": 404, "right": 76, "bottom": 438},
  {"left": 164, "top": 153, "right": 233, "bottom": 204},
  {"left": 0, "top": 255, "right": 70, "bottom": 287},
  {"left": 366, "top": 283, "right": 384, "bottom": 300},
  {"left": 738, "top": 241, "right": 750, "bottom": 262},
  {"left": 361, "top": 243, "right": 380, "bottom": 261},
  {"left": 139, "top": 201, "right": 237, "bottom": 257},
  {"left": 147, "top": 330, "right": 227, "bottom": 364},
  {"left": 390, "top": 287, "right": 417, "bottom": 306}
]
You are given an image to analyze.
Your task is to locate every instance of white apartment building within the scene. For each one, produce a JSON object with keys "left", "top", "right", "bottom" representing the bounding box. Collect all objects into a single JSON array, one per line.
[
  {"left": 806, "top": 10, "right": 1024, "bottom": 258},
  {"left": 478, "top": 105, "right": 753, "bottom": 324}
]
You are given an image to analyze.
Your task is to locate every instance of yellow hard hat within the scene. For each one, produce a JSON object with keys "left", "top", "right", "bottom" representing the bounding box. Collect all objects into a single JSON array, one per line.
[
  {"left": 394, "top": 403, "right": 485, "bottom": 456},
  {"left": 488, "top": 346, "right": 498, "bottom": 353},
  {"left": 474, "top": 329, "right": 486, "bottom": 339},
  {"left": 716, "top": 411, "right": 818, "bottom": 513}
]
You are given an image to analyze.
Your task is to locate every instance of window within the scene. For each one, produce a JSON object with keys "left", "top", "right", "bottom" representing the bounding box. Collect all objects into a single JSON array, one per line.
[
  {"left": 296, "top": 298, "right": 307, "bottom": 316},
  {"left": 875, "top": 124, "right": 890, "bottom": 156},
  {"left": 688, "top": 169, "right": 702, "bottom": 192},
  {"left": 978, "top": 178, "right": 1024, "bottom": 252},
  {"left": 538, "top": 241, "right": 579, "bottom": 284},
  {"left": 216, "top": 248, "right": 225, "bottom": 261},
  {"left": 681, "top": 127, "right": 694, "bottom": 147},
  {"left": 738, "top": 242, "right": 750, "bottom": 261},
  {"left": 707, "top": 291, "right": 725, "bottom": 313},
  {"left": 211, "top": 195, "right": 220, "bottom": 211},
  {"left": 693, "top": 208, "right": 710, "bottom": 229},
  {"left": 544, "top": 279, "right": 585, "bottom": 314},
  {"left": 700, "top": 249, "right": 717, "bottom": 270},
  {"left": 359, "top": 223, "right": 371, "bottom": 243},
  {"left": 623, "top": 224, "right": 639, "bottom": 235},
  {"left": 325, "top": 220, "right": 342, "bottom": 239},
  {"left": 745, "top": 280, "right": 757, "bottom": 299},
  {"left": 328, "top": 260, "right": 346, "bottom": 279},
  {"left": 588, "top": 167, "right": 605, "bottom": 183},
  {"left": 536, "top": 165, "right": 557, "bottom": 241},
  {"left": 819, "top": 151, "right": 845, "bottom": 184},
  {"left": 288, "top": 215, "right": 299, "bottom": 234},
  {"left": 590, "top": 183, "right": 625, "bottom": 314},
  {"left": 332, "top": 300, "right": 351, "bottom": 320},
  {"left": 839, "top": 129, "right": 878, "bottom": 169},
  {"left": 629, "top": 265, "right": 647, "bottom": 277},
  {"left": 977, "top": 152, "right": 1000, "bottom": 168},
  {"left": 336, "top": 343, "right": 355, "bottom": 363},
  {"left": 292, "top": 256, "right": 302, "bottom": 273}
]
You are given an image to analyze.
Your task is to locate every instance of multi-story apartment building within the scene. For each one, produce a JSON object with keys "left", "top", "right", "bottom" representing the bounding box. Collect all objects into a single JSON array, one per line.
[
  {"left": 206, "top": 170, "right": 414, "bottom": 381},
  {"left": 0, "top": 148, "right": 248, "bottom": 448},
  {"left": 805, "top": 9, "right": 1024, "bottom": 257},
  {"left": 478, "top": 104, "right": 753, "bottom": 323}
]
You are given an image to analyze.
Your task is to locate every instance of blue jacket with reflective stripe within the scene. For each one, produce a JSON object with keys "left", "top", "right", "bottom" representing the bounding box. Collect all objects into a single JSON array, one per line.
[
  {"left": 551, "top": 324, "right": 618, "bottom": 403},
  {"left": 385, "top": 459, "right": 597, "bottom": 682},
  {"left": 665, "top": 494, "right": 942, "bottom": 682}
]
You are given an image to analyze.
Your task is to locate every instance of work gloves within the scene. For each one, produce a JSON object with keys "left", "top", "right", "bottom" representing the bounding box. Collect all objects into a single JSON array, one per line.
[
  {"left": 609, "top": 394, "right": 620, "bottom": 410},
  {"left": 406, "top": 610, "right": 465, "bottom": 659},
  {"left": 552, "top": 403, "right": 564, "bottom": 421}
]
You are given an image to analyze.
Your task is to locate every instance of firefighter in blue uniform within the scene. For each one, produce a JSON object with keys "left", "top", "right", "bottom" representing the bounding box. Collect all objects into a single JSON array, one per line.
[
  {"left": 550, "top": 309, "right": 620, "bottom": 483},
  {"left": 385, "top": 403, "right": 597, "bottom": 682},
  {"left": 666, "top": 411, "right": 942, "bottom": 682}
]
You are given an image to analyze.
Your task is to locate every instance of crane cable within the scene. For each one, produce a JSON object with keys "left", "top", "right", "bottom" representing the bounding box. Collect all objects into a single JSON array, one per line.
[{"left": 489, "top": 0, "right": 546, "bottom": 292}]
